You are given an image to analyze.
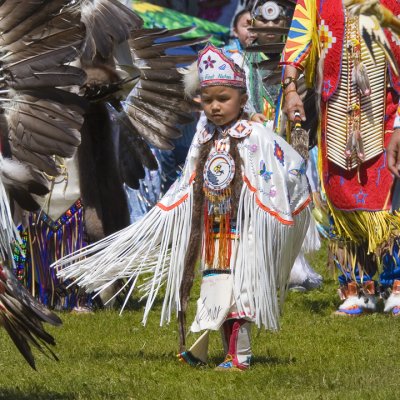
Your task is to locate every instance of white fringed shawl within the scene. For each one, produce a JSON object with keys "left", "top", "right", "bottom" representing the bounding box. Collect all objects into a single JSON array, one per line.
[
  {"left": 0, "top": 158, "right": 22, "bottom": 262},
  {"left": 54, "top": 121, "right": 311, "bottom": 330}
]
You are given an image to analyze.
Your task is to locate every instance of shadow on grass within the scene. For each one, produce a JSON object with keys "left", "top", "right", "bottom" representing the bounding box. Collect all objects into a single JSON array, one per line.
[
  {"left": 0, "top": 389, "right": 75, "bottom": 400},
  {"left": 112, "top": 295, "right": 164, "bottom": 312},
  {"left": 90, "top": 348, "right": 177, "bottom": 362},
  {"left": 301, "top": 297, "right": 335, "bottom": 314}
]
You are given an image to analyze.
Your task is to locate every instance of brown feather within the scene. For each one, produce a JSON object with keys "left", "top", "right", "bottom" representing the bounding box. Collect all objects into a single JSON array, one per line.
[
  {"left": 125, "top": 104, "right": 181, "bottom": 140},
  {"left": 132, "top": 36, "right": 211, "bottom": 59},
  {"left": 139, "top": 55, "right": 197, "bottom": 70},
  {"left": 0, "top": 3, "right": 77, "bottom": 47},
  {"left": 130, "top": 27, "right": 195, "bottom": 50},
  {"left": 136, "top": 88, "right": 194, "bottom": 114},
  {"left": 6, "top": 66, "right": 86, "bottom": 90},
  {"left": 0, "top": 0, "right": 45, "bottom": 32},
  {"left": 2, "top": 27, "right": 84, "bottom": 64},
  {"left": 10, "top": 143, "right": 61, "bottom": 176},
  {"left": 140, "top": 80, "right": 186, "bottom": 98},
  {"left": 140, "top": 68, "right": 183, "bottom": 83},
  {"left": 0, "top": 264, "right": 61, "bottom": 369},
  {"left": 126, "top": 116, "right": 174, "bottom": 150},
  {"left": 128, "top": 98, "right": 193, "bottom": 128},
  {"left": 80, "top": 0, "right": 143, "bottom": 62}
]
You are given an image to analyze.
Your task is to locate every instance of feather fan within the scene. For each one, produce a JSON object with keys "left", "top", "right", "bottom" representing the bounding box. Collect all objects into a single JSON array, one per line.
[{"left": 0, "top": 263, "right": 61, "bottom": 369}]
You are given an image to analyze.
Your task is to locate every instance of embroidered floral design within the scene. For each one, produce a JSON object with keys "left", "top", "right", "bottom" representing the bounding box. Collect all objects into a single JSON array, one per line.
[
  {"left": 274, "top": 141, "right": 285, "bottom": 166},
  {"left": 259, "top": 160, "right": 273, "bottom": 182},
  {"left": 203, "top": 55, "right": 216, "bottom": 69},
  {"left": 267, "top": 186, "right": 277, "bottom": 198},
  {"left": 248, "top": 144, "right": 258, "bottom": 153}
]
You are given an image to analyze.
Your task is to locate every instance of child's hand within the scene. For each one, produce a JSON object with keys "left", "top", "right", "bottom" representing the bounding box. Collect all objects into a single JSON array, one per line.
[{"left": 250, "top": 113, "right": 267, "bottom": 124}]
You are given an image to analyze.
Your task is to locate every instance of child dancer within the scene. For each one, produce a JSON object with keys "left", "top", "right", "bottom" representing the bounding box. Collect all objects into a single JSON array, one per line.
[{"left": 55, "top": 43, "right": 311, "bottom": 371}]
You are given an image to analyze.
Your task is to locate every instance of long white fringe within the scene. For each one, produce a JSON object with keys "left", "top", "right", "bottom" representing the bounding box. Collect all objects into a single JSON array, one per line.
[
  {"left": 0, "top": 159, "right": 21, "bottom": 263},
  {"left": 54, "top": 185, "right": 193, "bottom": 325},
  {"left": 234, "top": 185, "right": 310, "bottom": 330},
  {"left": 55, "top": 183, "right": 310, "bottom": 330}
]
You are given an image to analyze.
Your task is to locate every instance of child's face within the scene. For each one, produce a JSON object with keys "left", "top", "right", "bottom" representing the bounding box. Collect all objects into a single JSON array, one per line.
[
  {"left": 233, "top": 12, "right": 256, "bottom": 48},
  {"left": 201, "top": 86, "right": 248, "bottom": 127}
]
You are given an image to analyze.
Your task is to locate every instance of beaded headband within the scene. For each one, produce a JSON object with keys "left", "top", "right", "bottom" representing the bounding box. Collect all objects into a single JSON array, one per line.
[{"left": 197, "top": 43, "right": 246, "bottom": 89}]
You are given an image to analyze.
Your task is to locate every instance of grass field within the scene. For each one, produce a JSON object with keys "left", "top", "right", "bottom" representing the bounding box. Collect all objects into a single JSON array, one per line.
[{"left": 1, "top": 241, "right": 399, "bottom": 400}]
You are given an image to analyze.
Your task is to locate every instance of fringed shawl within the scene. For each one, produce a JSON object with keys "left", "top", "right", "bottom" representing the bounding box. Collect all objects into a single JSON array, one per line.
[{"left": 54, "top": 121, "right": 311, "bottom": 330}]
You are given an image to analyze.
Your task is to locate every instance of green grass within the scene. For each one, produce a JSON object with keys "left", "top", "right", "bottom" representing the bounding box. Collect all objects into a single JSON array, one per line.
[{"left": 1, "top": 241, "right": 399, "bottom": 400}]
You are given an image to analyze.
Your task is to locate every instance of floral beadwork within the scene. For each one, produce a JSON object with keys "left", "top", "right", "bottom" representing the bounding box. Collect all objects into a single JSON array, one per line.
[
  {"left": 248, "top": 144, "right": 258, "bottom": 153},
  {"left": 203, "top": 55, "right": 216, "bottom": 69}
]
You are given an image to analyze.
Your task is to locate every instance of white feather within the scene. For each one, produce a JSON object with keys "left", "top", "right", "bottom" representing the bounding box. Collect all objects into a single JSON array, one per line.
[
  {"left": 0, "top": 157, "right": 35, "bottom": 186},
  {"left": 180, "top": 62, "right": 200, "bottom": 98}
]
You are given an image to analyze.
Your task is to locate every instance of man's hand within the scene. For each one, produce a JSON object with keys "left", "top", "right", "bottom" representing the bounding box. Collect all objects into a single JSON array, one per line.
[
  {"left": 283, "top": 90, "right": 306, "bottom": 122},
  {"left": 387, "top": 128, "right": 400, "bottom": 178}
]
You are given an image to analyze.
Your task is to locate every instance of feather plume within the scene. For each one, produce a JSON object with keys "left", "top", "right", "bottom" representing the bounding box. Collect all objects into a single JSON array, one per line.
[
  {"left": 115, "top": 111, "right": 157, "bottom": 171},
  {"left": 6, "top": 66, "right": 86, "bottom": 90},
  {"left": 118, "top": 129, "right": 146, "bottom": 189},
  {"left": 136, "top": 88, "right": 194, "bottom": 114},
  {"left": 140, "top": 68, "right": 184, "bottom": 83},
  {"left": 0, "top": 3, "right": 78, "bottom": 48},
  {"left": 125, "top": 103, "right": 182, "bottom": 140},
  {"left": 132, "top": 36, "right": 211, "bottom": 60},
  {"left": 0, "top": 157, "right": 49, "bottom": 195},
  {"left": 139, "top": 80, "right": 186, "bottom": 99},
  {"left": 128, "top": 98, "right": 193, "bottom": 127},
  {"left": 130, "top": 27, "right": 194, "bottom": 50},
  {"left": 7, "top": 102, "right": 82, "bottom": 147},
  {"left": 360, "top": 17, "right": 399, "bottom": 75},
  {"left": 0, "top": 0, "right": 45, "bottom": 32},
  {"left": 80, "top": 0, "right": 143, "bottom": 62},
  {"left": 10, "top": 144, "right": 60, "bottom": 177},
  {"left": 262, "top": 71, "right": 282, "bottom": 85},
  {"left": 4, "top": 46, "right": 81, "bottom": 87},
  {"left": 125, "top": 116, "right": 174, "bottom": 150},
  {"left": 2, "top": 27, "right": 84, "bottom": 64},
  {"left": 181, "top": 61, "right": 200, "bottom": 98},
  {"left": 0, "top": 264, "right": 61, "bottom": 369}
]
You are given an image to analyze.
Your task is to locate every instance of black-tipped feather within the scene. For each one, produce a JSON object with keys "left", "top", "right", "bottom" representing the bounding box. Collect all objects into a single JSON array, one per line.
[
  {"left": 130, "top": 27, "right": 194, "bottom": 50},
  {"left": 0, "top": 2, "right": 73, "bottom": 47},
  {"left": 80, "top": 0, "right": 143, "bottom": 62},
  {"left": 0, "top": 264, "right": 61, "bottom": 369}
]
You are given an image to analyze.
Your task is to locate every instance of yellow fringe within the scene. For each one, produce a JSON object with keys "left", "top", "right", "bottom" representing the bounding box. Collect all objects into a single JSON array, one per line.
[
  {"left": 305, "top": 0, "right": 320, "bottom": 88},
  {"left": 328, "top": 202, "right": 400, "bottom": 253}
]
